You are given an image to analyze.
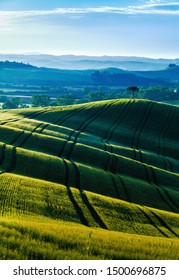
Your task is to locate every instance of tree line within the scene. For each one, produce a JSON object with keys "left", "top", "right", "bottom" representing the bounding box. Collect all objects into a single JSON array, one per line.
[{"left": 0, "top": 85, "right": 178, "bottom": 109}]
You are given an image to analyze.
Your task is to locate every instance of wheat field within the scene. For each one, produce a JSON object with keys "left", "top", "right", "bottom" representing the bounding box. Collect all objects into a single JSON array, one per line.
[{"left": 0, "top": 99, "right": 179, "bottom": 259}]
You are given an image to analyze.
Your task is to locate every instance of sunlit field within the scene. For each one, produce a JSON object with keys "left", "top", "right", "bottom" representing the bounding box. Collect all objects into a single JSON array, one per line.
[{"left": 0, "top": 99, "right": 179, "bottom": 259}]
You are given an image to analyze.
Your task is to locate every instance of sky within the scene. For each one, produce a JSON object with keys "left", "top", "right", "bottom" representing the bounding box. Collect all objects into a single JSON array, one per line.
[{"left": 0, "top": 0, "right": 179, "bottom": 58}]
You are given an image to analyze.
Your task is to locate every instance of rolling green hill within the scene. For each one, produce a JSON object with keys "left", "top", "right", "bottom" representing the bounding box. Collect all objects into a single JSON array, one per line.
[
  {"left": 135, "top": 64, "right": 179, "bottom": 82},
  {"left": 0, "top": 99, "right": 179, "bottom": 259},
  {"left": 0, "top": 61, "right": 173, "bottom": 87}
]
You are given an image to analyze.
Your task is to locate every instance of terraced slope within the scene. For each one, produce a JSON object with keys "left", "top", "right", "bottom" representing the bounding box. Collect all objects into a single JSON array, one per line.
[{"left": 0, "top": 99, "right": 179, "bottom": 259}]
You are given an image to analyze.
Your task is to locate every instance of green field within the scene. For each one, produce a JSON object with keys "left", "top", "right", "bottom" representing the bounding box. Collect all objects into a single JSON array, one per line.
[{"left": 0, "top": 99, "right": 179, "bottom": 259}]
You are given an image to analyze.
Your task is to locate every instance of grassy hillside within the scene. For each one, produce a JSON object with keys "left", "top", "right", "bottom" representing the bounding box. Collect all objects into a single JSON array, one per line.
[
  {"left": 0, "top": 62, "right": 173, "bottom": 87},
  {"left": 0, "top": 99, "right": 179, "bottom": 259},
  {"left": 135, "top": 65, "right": 179, "bottom": 82}
]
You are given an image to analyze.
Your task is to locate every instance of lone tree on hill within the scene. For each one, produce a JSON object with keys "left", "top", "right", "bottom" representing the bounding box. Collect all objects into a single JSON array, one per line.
[{"left": 127, "top": 86, "right": 139, "bottom": 99}]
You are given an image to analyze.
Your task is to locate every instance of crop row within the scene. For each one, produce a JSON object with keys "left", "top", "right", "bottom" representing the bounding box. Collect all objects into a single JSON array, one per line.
[
  {"left": 0, "top": 173, "right": 179, "bottom": 238},
  {"left": 0, "top": 137, "right": 179, "bottom": 214}
]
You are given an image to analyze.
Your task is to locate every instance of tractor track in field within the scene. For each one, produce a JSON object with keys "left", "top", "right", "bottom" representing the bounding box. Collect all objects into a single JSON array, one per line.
[
  {"left": 62, "top": 159, "right": 89, "bottom": 226},
  {"left": 36, "top": 106, "right": 90, "bottom": 135},
  {"left": 138, "top": 206, "right": 169, "bottom": 237},
  {"left": 0, "top": 99, "right": 179, "bottom": 239},
  {"left": 62, "top": 158, "right": 108, "bottom": 229},
  {"left": 109, "top": 174, "right": 122, "bottom": 199},
  {"left": 0, "top": 143, "right": 6, "bottom": 166},
  {"left": 131, "top": 102, "right": 155, "bottom": 150},
  {"left": 0, "top": 145, "right": 16, "bottom": 175},
  {"left": 54, "top": 106, "right": 90, "bottom": 126},
  {"left": 157, "top": 105, "right": 174, "bottom": 156},
  {"left": 149, "top": 209, "right": 179, "bottom": 238},
  {"left": 102, "top": 100, "right": 132, "bottom": 144},
  {"left": 0, "top": 108, "right": 46, "bottom": 127},
  {"left": 116, "top": 175, "right": 133, "bottom": 202},
  {"left": 58, "top": 101, "right": 117, "bottom": 160},
  {"left": 159, "top": 106, "right": 176, "bottom": 157},
  {"left": 71, "top": 160, "right": 108, "bottom": 229},
  {"left": 149, "top": 167, "right": 179, "bottom": 212},
  {"left": 104, "top": 100, "right": 136, "bottom": 144},
  {"left": 144, "top": 165, "right": 179, "bottom": 212}
]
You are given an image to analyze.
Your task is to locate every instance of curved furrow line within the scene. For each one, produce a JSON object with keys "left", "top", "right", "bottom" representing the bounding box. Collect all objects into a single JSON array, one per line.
[
  {"left": 0, "top": 118, "right": 22, "bottom": 126},
  {"left": 106, "top": 100, "right": 135, "bottom": 143},
  {"left": 58, "top": 130, "right": 76, "bottom": 158},
  {"left": 134, "top": 147, "right": 174, "bottom": 173},
  {"left": 109, "top": 154, "right": 118, "bottom": 174},
  {"left": 71, "top": 161, "right": 108, "bottom": 229},
  {"left": 0, "top": 146, "right": 16, "bottom": 176},
  {"left": 0, "top": 120, "right": 47, "bottom": 148},
  {"left": 0, "top": 109, "right": 51, "bottom": 142},
  {"left": 139, "top": 150, "right": 143, "bottom": 163},
  {"left": 6, "top": 147, "right": 16, "bottom": 173},
  {"left": 149, "top": 210, "right": 179, "bottom": 237},
  {"left": 143, "top": 165, "right": 177, "bottom": 212},
  {"left": 117, "top": 175, "right": 133, "bottom": 202},
  {"left": 17, "top": 122, "right": 45, "bottom": 147},
  {"left": 25, "top": 108, "right": 49, "bottom": 120},
  {"left": 158, "top": 154, "right": 173, "bottom": 173},
  {"left": 130, "top": 102, "right": 152, "bottom": 149},
  {"left": 104, "top": 144, "right": 174, "bottom": 174},
  {"left": 0, "top": 143, "right": 6, "bottom": 166},
  {"left": 103, "top": 143, "right": 113, "bottom": 153},
  {"left": 36, "top": 123, "right": 49, "bottom": 134},
  {"left": 62, "top": 159, "right": 70, "bottom": 187},
  {"left": 61, "top": 102, "right": 115, "bottom": 160},
  {"left": 34, "top": 123, "right": 50, "bottom": 134},
  {"left": 105, "top": 142, "right": 177, "bottom": 174},
  {"left": 103, "top": 100, "right": 131, "bottom": 141},
  {"left": 104, "top": 152, "right": 111, "bottom": 171},
  {"left": 163, "top": 157, "right": 174, "bottom": 173},
  {"left": 62, "top": 159, "right": 89, "bottom": 226},
  {"left": 14, "top": 132, "right": 32, "bottom": 148},
  {"left": 133, "top": 149, "right": 137, "bottom": 161},
  {"left": 133, "top": 102, "right": 155, "bottom": 150},
  {"left": 73, "top": 102, "right": 115, "bottom": 139},
  {"left": 71, "top": 161, "right": 81, "bottom": 190},
  {"left": 10, "top": 131, "right": 25, "bottom": 146},
  {"left": 54, "top": 106, "right": 89, "bottom": 126},
  {"left": 161, "top": 106, "right": 177, "bottom": 157},
  {"left": 137, "top": 207, "right": 169, "bottom": 237},
  {"left": 109, "top": 174, "right": 122, "bottom": 199},
  {"left": 161, "top": 187, "right": 179, "bottom": 211},
  {"left": 35, "top": 106, "right": 89, "bottom": 135},
  {"left": 157, "top": 105, "right": 174, "bottom": 156},
  {"left": 57, "top": 107, "right": 98, "bottom": 157},
  {"left": 148, "top": 167, "right": 178, "bottom": 212},
  {"left": 81, "top": 191, "right": 108, "bottom": 230},
  {"left": 139, "top": 148, "right": 176, "bottom": 174},
  {"left": 102, "top": 100, "right": 138, "bottom": 160},
  {"left": 0, "top": 109, "right": 47, "bottom": 129},
  {"left": 67, "top": 101, "right": 119, "bottom": 160}
]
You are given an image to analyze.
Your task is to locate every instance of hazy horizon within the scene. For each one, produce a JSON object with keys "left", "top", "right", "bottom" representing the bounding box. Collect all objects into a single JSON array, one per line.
[{"left": 0, "top": 52, "right": 178, "bottom": 60}]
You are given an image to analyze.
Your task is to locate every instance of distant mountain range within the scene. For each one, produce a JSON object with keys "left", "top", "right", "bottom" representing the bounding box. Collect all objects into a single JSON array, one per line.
[
  {"left": 0, "top": 60, "right": 179, "bottom": 88},
  {"left": 0, "top": 54, "right": 179, "bottom": 71}
]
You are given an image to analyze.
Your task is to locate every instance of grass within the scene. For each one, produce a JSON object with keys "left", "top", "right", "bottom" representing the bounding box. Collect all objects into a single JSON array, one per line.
[
  {"left": 0, "top": 99, "right": 179, "bottom": 259},
  {"left": 0, "top": 215, "right": 179, "bottom": 260}
]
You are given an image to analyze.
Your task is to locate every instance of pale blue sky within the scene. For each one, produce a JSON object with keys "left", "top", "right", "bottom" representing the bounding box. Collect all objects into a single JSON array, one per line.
[{"left": 0, "top": 0, "right": 179, "bottom": 58}]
